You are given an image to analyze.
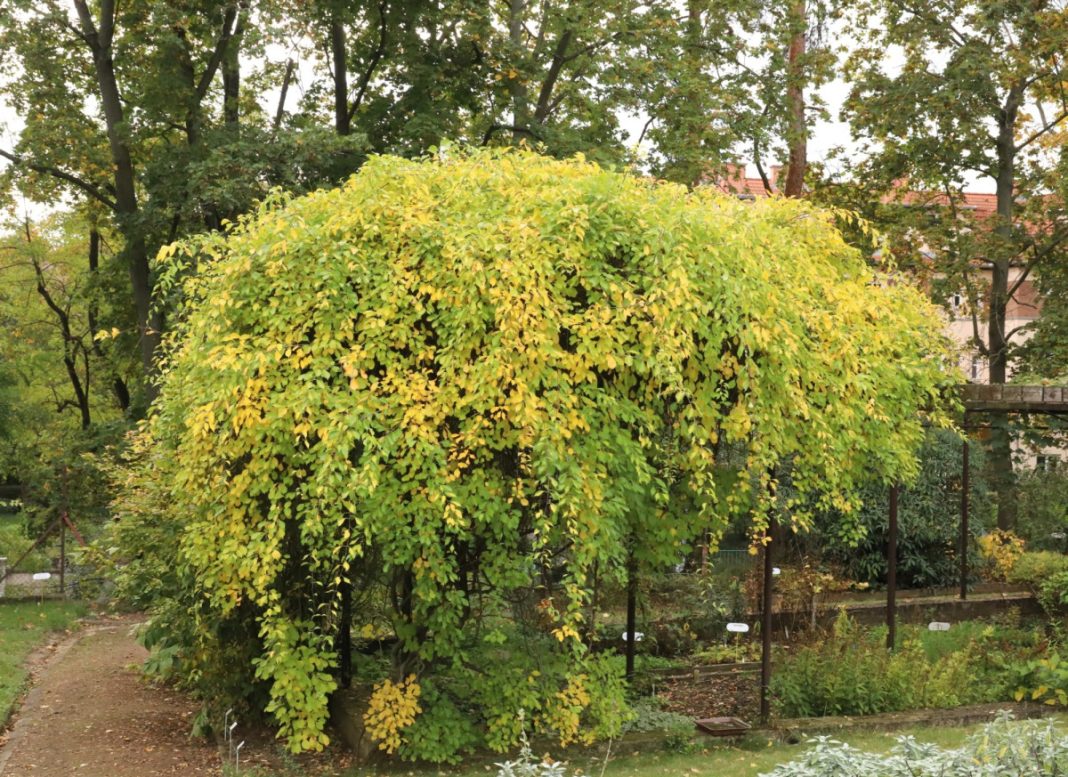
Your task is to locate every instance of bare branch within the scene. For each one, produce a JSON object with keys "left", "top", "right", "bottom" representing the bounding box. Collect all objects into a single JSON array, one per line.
[{"left": 482, "top": 123, "right": 543, "bottom": 145}]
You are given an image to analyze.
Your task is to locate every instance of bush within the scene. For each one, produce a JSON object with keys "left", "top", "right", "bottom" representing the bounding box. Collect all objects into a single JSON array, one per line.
[
  {"left": 1010, "top": 651, "right": 1068, "bottom": 707},
  {"left": 119, "top": 148, "right": 953, "bottom": 756},
  {"left": 770, "top": 612, "right": 1029, "bottom": 718},
  {"left": 813, "top": 429, "right": 991, "bottom": 590},
  {"left": 979, "top": 529, "right": 1026, "bottom": 581},
  {"left": 1009, "top": 552, "right": 1068, "bottom": 589},
  {"left": 761, "top": 713, "right": 1068, "bottom": 776},
  {"left": 1017, "top": 469, "right": 1068, "bottom": 552}
]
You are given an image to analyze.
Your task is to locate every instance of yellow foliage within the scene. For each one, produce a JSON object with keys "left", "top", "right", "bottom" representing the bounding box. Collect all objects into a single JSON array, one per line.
[
  {"left": 979, "top": 529, "right": 1026, "bottom": 580},
  {"left": 363, "top": 675, "right": 423, "bottom": 754},
  {"left": 140, "top": 148, "right": 958, "bottom": 755}
]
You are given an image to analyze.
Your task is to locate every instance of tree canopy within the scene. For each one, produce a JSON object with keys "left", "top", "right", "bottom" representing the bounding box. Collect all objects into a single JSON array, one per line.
[{"left": 112, "top": 149, "right": 954, "bottom": 756}]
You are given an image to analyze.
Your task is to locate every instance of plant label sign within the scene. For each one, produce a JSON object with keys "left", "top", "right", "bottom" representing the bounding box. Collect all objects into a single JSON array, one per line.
[
  {"left": 726, "top": 623, "right": 750, "bottom": 633},
  {"left": 621, "top": 631, "right": 644, "bottom": 642},
  {"left": 772, "top": 567, "right": 781, "bottom": 576},
  {"left": 32, "top": 572, "right": 51, "bottom": 581},
  {"left": 928, "top": 621, "right": 951, "bottom": 632}
]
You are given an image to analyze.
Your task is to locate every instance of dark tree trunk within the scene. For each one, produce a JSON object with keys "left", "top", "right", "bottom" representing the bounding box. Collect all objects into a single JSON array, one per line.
[
  {"left": 988, "top": 85, "right": 1023, "bottom": 530},
  {"left": 86, "top": 228, "right": 130, "bottom": 411},
  {"left": 507, "top": 0, "right": 531, "bottom": 142},
  {"left": 782, "top": 0, "right": 807, "bottom": 198},
  {"left": 330, "top": 14, "right": 351, "bottom": 136},
  {"left": 74, "top": 0, "right": 161, "bottom": 400}
]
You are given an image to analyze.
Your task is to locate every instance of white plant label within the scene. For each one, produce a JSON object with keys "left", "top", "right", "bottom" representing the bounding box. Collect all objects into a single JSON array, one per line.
[
  {"left": 928, "top": 622, "right": 951, "bottom": 632},
  {"left": 726, "top": 622, "right": 750, "bottom": 633}
]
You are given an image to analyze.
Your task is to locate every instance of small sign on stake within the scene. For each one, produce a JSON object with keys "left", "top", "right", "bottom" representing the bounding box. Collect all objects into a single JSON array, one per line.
[
  {"left": 772, "top": 567, "right": 781, "bottom": 576},
  {"left": 726, "top": 622, "right": 750, "bottom": 634},
  {"left": 928, "top": 622, "right": 951, "bottom": 632},
  {"left": 32, "top": 572, "right": 51, "bottom": 581},
  {"left": 620, "top": 631, "right": 644, "bottom": 642}
]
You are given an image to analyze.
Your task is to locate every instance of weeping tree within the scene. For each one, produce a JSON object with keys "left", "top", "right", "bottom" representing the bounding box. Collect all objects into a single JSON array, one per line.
[{"left": 104, "top": 149, "right": 954, "bottom": 758}]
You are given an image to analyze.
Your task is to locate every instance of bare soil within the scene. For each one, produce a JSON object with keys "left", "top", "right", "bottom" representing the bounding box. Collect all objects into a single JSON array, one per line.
[
  {"left": 656, "top": 669, "right": 761, "bottom": 724},
  {"left": 0, "top": 615, "right": 221, "bottom": 777}
]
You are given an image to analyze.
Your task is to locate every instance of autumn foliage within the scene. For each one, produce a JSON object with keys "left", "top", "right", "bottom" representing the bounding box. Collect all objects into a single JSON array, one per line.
[{"left": 113, "top": 149, "right": 954, "bottom": 757}]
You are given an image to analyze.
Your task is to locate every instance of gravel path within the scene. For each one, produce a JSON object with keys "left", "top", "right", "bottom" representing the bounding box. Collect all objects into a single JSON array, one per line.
[{"left": 0, "top": 616, "right": 221, "bottom": 777}]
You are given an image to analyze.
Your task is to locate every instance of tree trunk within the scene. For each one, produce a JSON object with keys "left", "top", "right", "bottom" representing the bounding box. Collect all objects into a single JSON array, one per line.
[
  {"left": 331, "top": 13, "right": 351, "bottom": 136},
  {"left": 507, "top": 0, "right": 531, "bottom": 142},
  {"left": 987, "top": 86, "right": 1023, "bottom": 530},
  {"left": 74, "top": 0, "right": 160, "bottom": 400},
  {"left": 86, "top": 228, "right": 131, "bottom": 411},
  {"left": 782, "top": 0, "right": 807, "bottom": 198},
  {"left": 222, "top": 27, "right": 241, "bottom": 127}
]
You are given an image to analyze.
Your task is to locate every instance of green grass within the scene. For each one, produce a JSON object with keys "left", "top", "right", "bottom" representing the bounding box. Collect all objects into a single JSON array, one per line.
[{"left": 0, "top": 600, "right": 87, "bottom": 724}]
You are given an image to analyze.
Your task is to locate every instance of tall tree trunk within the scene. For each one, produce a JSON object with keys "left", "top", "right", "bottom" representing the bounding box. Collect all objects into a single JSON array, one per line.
[
  {"left": 782, "top": 0, "right": 807, "bottom": 198},
  {"left": 222, "top": 19, "right": 242, "bottom": 127},
  {"left": 988, "top": 86, "right": 1023, "bottom": 530},
  {"left": 73, "top": 0, "right": 160, "bottom": 401},
  {"left": 330, "top": 13, "right": 351, "bottom": 136},
  {"left": 507, "top": 0, "right": 531, "bottom": 142},
  {"left": 86, "top": 228, "right": 131, "bottom": 410}
]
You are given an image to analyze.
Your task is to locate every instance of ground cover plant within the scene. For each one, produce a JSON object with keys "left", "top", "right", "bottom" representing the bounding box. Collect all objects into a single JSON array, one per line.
[
  {"left": 466, "top": 717, "right": 1056, "bottom": 777},
  {"left": 0, "top": 600, "right": 85, "bottom": 723},
  {"left": 105, "top": 148, "right": 954, "bottom": 759},
  {"left": 762, "top": 713, "right": 1068, "bottom": 776}
]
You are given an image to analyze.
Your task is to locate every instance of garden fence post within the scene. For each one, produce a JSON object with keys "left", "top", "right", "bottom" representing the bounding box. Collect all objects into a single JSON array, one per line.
[
  {"left": 886, "top": 484, "right": 898, "bottom": 651},
  {"left": 59, "top": 513, "right": 66, "bottom": 598},
  {"left": 625, "top": 548, "right": 637, "bottom": 681},
  {"left": 760, "top": 516, "right": 775, "bottom": 725},
  {"left": 960, "top": 439, "right": 969, "bottom": 601}
]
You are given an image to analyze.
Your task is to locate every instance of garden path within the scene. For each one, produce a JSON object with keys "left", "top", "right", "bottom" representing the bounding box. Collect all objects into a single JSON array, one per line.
[{"left": 0, "top": 615, "right": 221, "bottom": 777}]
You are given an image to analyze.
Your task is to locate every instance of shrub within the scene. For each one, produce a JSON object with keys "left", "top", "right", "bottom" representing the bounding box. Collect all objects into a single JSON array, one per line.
[
  {"left": 1017, "top": 469, "right": 1068, "bottom": 552},
  {"left": 771, "top": 612, "right": 1025, "bottom": 718},
  {"left": 813, "top": 429, "right": 991, "bottom": 590},
  {"left": 118, "top": 148, "right": 953, "bottom": 756},
  {"left": 761, "top": 713, "right": 1068, "bottom": 776},
  {"left": 980, "top": 529, "right": 1026, "bottom": 580},
  {"left": 1037, "top": 571, "right": 1068, "bottom": 622},
  {"left": 1010, "top": 651, "right": 1068, "bottom": 707},
  {"left": 1009, "top": 552, "right": 1068, "bottom": 589}
]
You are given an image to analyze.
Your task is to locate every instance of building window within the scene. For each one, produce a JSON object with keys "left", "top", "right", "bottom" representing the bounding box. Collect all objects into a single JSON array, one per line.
[
  {"left": 1037, "top": 455, "right": 1050, "bottom": 473},
  {"left": 952, "top": 292, "right": 962, "bottom": 309},
  {"left": 970, "top": 358, "right": 980, "bottom": 381}
]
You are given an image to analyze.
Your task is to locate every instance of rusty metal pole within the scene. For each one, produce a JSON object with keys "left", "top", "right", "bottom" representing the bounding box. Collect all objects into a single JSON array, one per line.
[
  {"left": 886, "top": 484, "right": 898, "bottom": 651},
  {"left": 961, "top": 439, "right": 969, "bottom": 600},
  {"left": 625, "top": 550, "right": 637, "bottom": 681},
  {"left": 760, "top": 516, "right": 776, "bottom": 725},
  {"left": 59, "top": 512, "right": 66, "bottom": 598}
]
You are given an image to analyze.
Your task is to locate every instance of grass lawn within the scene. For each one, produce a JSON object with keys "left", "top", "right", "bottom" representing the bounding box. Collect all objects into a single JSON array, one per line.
[{"left": 0, "top": 599, "right": 87, "bottom": 724}]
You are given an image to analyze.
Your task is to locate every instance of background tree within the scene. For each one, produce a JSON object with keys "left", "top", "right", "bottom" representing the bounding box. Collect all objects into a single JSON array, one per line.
[{"left": 838, "top": 0, "right": 1068, "bottom": 528}]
